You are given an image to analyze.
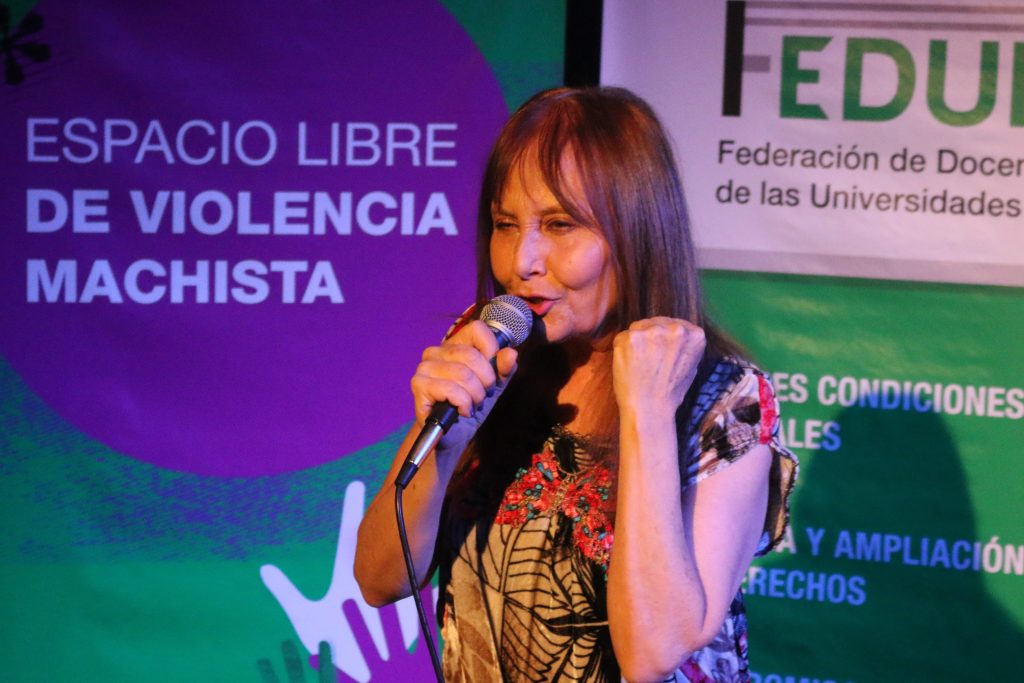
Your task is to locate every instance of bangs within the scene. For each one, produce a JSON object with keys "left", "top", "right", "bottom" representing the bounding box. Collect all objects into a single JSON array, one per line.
[{"left": 488, "top": 104, "right": 602, "bottom": 230}]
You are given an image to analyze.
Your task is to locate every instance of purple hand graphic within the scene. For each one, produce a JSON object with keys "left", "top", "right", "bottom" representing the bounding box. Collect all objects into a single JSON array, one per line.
[{"left": 310, "top": 587, "right": 439, "bottom": 682}]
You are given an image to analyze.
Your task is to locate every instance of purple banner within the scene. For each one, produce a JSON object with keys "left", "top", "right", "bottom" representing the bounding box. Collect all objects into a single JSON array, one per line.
[{"left": 1, "top": 0, "right": 507, "bottom": 476}]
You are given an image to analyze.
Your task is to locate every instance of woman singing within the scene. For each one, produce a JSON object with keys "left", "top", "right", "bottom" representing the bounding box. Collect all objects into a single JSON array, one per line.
[{"left": 354, "top": 87, "right": 797, "bottom": 683}]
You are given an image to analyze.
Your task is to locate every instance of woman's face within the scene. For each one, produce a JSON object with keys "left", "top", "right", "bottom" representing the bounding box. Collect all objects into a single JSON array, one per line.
[{"left": 489, "top": 156, "right": 617, "bottom": 345}]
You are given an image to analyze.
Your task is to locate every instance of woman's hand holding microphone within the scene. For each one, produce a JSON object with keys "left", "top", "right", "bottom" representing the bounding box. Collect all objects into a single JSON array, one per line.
[{"left": 410, "top": 319, "right": 519, "bottom": 459}]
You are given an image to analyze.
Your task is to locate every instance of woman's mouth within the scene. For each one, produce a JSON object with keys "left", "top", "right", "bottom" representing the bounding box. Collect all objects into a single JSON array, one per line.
[{"left": 522, "top": 297, "right": 555, "bottom": 316}]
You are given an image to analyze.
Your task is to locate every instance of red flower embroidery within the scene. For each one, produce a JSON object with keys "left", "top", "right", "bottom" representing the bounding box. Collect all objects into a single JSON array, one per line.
[
  {"left": 496, "top": 447, "right": 615, "bottom": 573},
  {"left": 757, "top": 373, "right": 777, "bottom": 445},
  {"left": 495, "top": 449, "right": 560, "bottom": 526}
]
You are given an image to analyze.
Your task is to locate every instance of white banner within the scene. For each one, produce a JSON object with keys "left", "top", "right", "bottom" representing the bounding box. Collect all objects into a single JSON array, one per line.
[{"left": 602, "top": 0, "right": 1024, "bottom": 286}]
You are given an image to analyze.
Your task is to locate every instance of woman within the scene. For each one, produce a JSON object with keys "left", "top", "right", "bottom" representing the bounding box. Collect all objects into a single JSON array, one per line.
[{"left": 354, "top": 87, "right": 797, "bottom": 683}]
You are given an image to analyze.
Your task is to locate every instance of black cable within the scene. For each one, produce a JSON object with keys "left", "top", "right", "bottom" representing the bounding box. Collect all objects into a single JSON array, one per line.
[
  {"left": 564, "top": 0, "right": 603, "bottom": 87},
  {"left": 394, "top": 484, "right": 445, "bottom": 682}
]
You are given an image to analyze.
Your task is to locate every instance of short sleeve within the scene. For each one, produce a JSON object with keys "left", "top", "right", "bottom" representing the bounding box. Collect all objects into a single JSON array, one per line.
[
  {"left": 441, "top": 303, "right": 478, "bottom": 342},
  {"left": 680, "top": 359, "right": 799, "bottom": 556}
]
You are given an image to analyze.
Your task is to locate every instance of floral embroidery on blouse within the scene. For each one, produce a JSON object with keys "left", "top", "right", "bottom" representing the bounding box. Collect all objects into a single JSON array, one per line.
[{"left": 494, "top": 446, "right": 615, "bottom": 573}]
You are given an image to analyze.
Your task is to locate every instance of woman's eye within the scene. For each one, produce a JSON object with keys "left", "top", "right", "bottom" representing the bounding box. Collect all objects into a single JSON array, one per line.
[
  {"left": 492, "top": 220, "right": 516, "bottom": 231},
  {"left": 546, "top": 218, "right": 578, "bottom": 232}
]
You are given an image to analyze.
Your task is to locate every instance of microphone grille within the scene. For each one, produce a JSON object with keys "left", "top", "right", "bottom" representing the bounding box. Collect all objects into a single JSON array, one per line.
[{"left": 480, "top": 295, "right": 533, "bottom": 347}]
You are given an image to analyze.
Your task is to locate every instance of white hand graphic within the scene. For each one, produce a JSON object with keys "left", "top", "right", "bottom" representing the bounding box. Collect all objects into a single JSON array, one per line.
[{"left": 260, "top": 480, "right": 423, "bottom": 682}]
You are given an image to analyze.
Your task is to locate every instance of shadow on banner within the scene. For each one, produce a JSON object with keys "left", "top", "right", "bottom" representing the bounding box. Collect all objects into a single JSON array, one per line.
[{"left": 751, "top": 403, "right": 1024, "bottom": 681}]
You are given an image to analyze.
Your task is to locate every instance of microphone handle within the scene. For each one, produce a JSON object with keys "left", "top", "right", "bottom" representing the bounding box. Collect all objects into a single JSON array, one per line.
[{"left": 394, "top": 418, "right": 448, "bottom": 489}]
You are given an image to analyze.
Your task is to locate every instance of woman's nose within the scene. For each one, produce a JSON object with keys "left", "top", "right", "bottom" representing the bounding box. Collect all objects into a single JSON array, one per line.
[{"left": 513, "top": 229, "right": 547, "bottom": 279}]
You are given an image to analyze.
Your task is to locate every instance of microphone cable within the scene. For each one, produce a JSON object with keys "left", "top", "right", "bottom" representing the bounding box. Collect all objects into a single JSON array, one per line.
[{"left": 394, "top": 482, "right": 445, "bottom": 682}]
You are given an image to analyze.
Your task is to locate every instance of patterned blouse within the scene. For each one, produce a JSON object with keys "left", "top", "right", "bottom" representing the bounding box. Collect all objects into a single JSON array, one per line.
[{"left": 437, "top": 358, "right": 798, "bottom": 682}]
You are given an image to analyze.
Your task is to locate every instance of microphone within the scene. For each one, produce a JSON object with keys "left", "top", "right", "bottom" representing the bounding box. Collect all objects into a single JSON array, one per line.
[{"left": 395, "top": 294, "right": 533, "bottom": 488}]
